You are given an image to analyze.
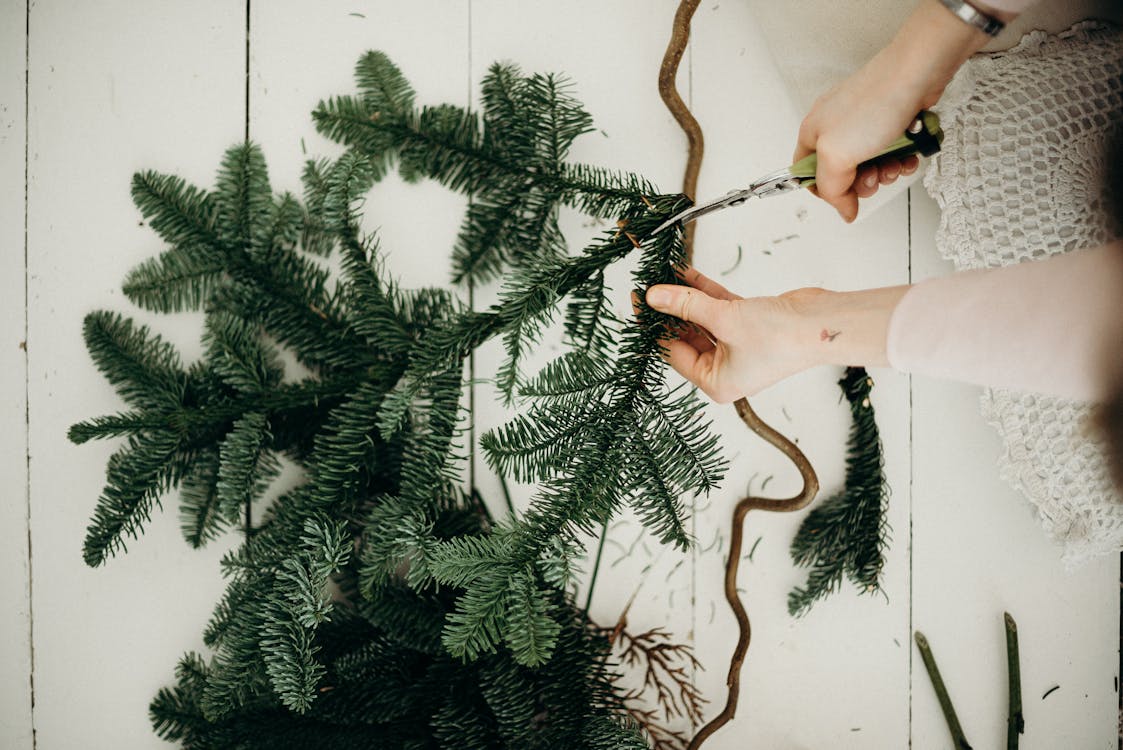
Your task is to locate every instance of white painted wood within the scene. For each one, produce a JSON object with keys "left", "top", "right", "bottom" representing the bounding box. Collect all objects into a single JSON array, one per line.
[
  {"left": 909, "top": 184, "right": 1119, "bottom": 749},
  {"left": 26, "top": 2, "right": 244, "bottom": 747},
  {"left": 13, "top": 1, "right": 1118, "bottom": 747},
  {"left": 0, "top": 2, "right": 33, "bottom": 749},
  {"left": 685, "top": 4, "right": 913, "bottom": 745}
]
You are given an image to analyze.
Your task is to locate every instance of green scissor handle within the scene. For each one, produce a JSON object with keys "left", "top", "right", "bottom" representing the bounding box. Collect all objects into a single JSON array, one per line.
[{"left": 786, "top": 110, "right": 943, "bottom": 187}]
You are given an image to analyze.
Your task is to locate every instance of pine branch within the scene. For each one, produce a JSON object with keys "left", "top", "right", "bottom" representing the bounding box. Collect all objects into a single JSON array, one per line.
[
  {"left": 122, "top": 242, "right": 226, "bottom": 313},
  {"left": 131, "top": 170, "right": 219, "bottom": 248},
  {"left": 82, "top": 430, "right": 185, "bottom": 566},
  {"left": 215, "top": 411, "right": 277, "bottom": 524},
  {"left": 787, "top": 367, "right": 890, "bottom": 616},
  {"left": 79, "top": 49, "right": 706, "bottom": 746},
  {"left": 179, "top": 447, "right": 226, "bottom": 548},
  {"left": 82, "top": 310, "right": 187, "bottom": 409}
]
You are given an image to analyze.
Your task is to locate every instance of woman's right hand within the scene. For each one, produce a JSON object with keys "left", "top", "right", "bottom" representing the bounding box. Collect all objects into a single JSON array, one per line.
[{"left": 795, "top": 0, "right": 1010, "bottom": 222}]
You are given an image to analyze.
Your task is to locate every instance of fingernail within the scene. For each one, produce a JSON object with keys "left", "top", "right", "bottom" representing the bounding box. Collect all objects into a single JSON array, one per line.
[
  {"left": 646, "top": 287, "right": 671, "bottom": 308},
  {"left": 863, "top": 173, "right": 877, "bottom": 188}
]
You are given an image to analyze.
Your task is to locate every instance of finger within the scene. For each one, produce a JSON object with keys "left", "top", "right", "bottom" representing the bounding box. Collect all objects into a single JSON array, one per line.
[
  {"left": 813, "top": 147, "right": 859, "bottom": 223},
  {"left": 793, "top": 114, "right": 818, "bottom": 164},
  {"left": 645, "top": 284, "right": 730, "bottom": 338},
  {"left": 854, "top": 163, "right": 880, "bottom": 199},
  {"left": 900, "top": 154, "right": 920, "bottom": 176},
  {"left": 676, "top": 321, "right": 716, "bottom": 352},
  {"left": 662, "top": 338, "right": 719, "bottom": 396},
  {"left": 878, "top": 159, "right": 901, "bottom": 184},
  {"left": 679, "top": 266, "right": 742, "bottom": 301}
]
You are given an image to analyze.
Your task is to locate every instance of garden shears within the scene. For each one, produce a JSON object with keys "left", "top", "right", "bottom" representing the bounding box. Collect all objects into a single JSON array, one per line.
[{"left": 651, "top": 110, "right": 943, "bottom": 235}]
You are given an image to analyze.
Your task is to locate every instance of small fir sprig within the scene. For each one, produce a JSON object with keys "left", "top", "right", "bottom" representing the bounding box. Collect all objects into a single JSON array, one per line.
[{"left": 787, "top": 367, "right": 890, "bottom": 616}]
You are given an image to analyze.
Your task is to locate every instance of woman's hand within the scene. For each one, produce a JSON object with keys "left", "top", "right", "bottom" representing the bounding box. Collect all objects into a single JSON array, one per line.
[
  {"left": 796, "top": 0, "right": 1008, "bottom": 222},
  {"left": 643, "top": 267, "right": 821, "bottom": 401},
  {"left": 644, "top": 267, "right": 909, "bottom": 401}
]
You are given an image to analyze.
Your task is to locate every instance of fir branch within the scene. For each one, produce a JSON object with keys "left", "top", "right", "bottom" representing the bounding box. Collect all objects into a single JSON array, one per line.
[
  {"left": 203, "top": 311, "right": 284, "bottom": 394},
  {"left": 68, "top": 411, "right": 166, "bottom": 444},
  {"left": 82, "top": 311, "right": 187, "bottom": 410},
  {"left": 131, "top": 170, "right": 219, "bottom": 248},
  {"left": 299, "top": 158, "right": 336, "bottom": 256},
  {"left": 83, "top": 430, "right": 185, "bottom": 566},
  {"left": 179, "top": 447, "right": 226, "bottom": 548},
  {"left": 214, "top": 142, "right": 274, "bottom": 250},
  {"left": 80, "top": 49, "right": 708, "bottom": 747},
  {"left": 354, "top": 50, "right": 417, "bottom": 116},
  {"left": 215, "top": 411, "right": 278, "bottom": 525},
  {"left": 787, "top": 367, "right": 890, "bottom": 617},
  {"left": 122, "top": 242, "right": 226, "bottom": 313},
  {"left": 501, "top": 568, "right": 563, "bottom": 667}
]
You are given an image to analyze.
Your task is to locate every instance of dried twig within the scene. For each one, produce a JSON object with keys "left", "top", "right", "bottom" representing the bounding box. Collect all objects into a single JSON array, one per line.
[
  {"left": 658, "top": 5, "right": 821, "bottom": 746},
  {"left": 658, "top": 0, "right": 704, "bottom": 259},
  {"left": 618, "top": 627, "right": 707, "bottom": 726},
  {"left": 687, "top": 400, "right": 818, "bottom": 750}
]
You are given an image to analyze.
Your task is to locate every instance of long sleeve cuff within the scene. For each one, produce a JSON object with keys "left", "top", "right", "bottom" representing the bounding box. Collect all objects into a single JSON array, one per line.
[{"left": 886, "top": 244, "right": 1123, "bottom": 401}]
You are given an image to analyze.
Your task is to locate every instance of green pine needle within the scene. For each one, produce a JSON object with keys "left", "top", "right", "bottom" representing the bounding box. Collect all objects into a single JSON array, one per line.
[{"left": 788, "top": 367, "right": 891, "bottom": 617}]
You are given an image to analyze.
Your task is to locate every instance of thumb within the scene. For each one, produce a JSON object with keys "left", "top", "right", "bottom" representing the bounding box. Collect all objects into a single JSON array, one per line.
[{"left": 645, "top": 284, "right": 728, "bottom": 336}]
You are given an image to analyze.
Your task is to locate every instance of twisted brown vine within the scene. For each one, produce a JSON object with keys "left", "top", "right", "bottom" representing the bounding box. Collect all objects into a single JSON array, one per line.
[
  {"left": 658, "top": 0, "right": 704, "bottom": 257},
  {"left": 657, "top": 4, "right": 820, "bottom": 748}
]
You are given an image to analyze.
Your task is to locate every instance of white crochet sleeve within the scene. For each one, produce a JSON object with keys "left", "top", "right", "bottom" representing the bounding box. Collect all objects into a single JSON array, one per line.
[{"left": 922, "top": 21, "right": 1123, "bottom": 566}]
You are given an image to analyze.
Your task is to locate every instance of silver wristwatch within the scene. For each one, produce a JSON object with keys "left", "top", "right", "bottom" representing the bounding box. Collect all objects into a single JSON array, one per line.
[{"left": 936, "top": 0, "right": 1006, "bottom": 37}]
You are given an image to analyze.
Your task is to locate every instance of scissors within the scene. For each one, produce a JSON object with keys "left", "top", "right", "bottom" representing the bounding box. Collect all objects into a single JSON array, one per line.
[{"left": 651, "top": 110, "right": 943, "bottom": 235}]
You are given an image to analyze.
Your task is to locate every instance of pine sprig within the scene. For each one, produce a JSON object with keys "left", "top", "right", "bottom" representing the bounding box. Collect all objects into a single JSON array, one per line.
[
  {"left": 787, "top": 368, "right": 890, "bottom": 616},
  {"left": 78, "top": 49, "right": 722, "bottom": 746}
]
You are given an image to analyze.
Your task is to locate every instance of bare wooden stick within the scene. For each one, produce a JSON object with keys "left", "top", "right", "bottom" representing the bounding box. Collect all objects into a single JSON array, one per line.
[
  {"left": 657, "top": 4, "right": 823, "bottom": 747},
  {"left": 658, "top": 0, "right": 704, "bottom": 260},
  {"left": 687, "top": 399, "right": 818, "bottom": 749},
  {"left": 915, "top": 631, "right": 974, "bottom": 750}
]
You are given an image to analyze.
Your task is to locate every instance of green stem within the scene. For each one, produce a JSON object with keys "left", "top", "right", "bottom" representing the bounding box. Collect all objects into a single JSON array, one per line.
[
  {"left": 1005, "top": 612, "right": 1024, "bottom": 748},
  {"left": 914, "top": 631, "right": 973, "bottom": 750},
  {"left": 337, "top": 112, "right": 646, "bottom": 216},
  {"left": 583, "top": 519, "right": 610, "bottom": 612},
  {"left": 498, "top": 473, "right": 516, "bottom": 519}
]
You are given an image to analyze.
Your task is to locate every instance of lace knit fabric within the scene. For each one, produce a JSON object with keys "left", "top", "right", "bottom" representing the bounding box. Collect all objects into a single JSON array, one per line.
[{"left": 923, "top": 21, "right": 1123, "bottom": 566}]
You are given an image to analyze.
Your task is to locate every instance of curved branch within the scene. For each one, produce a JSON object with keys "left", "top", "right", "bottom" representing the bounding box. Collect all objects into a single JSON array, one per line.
[
  {"left": 658, "top": 0, "right": 705, "bottom": 259},
  {"left": 657, "top": 5, "right": 823, "bottom": 746},
  {"left": 686, "top": 399, "right": 818, "bottom": 750}
]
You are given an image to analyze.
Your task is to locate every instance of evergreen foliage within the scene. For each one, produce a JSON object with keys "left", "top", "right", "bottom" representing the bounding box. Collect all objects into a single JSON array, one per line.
[
  {"left": 74, "top": 50, "right": 724, "bottom": 747},
  {"left": 787, "top": 368, "right": 891, "bottom": 616}
]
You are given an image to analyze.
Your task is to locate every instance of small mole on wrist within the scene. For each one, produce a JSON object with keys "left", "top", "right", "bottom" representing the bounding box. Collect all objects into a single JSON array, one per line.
[{"left": 820, "top": 329, "right": 841, "bottom": 342}]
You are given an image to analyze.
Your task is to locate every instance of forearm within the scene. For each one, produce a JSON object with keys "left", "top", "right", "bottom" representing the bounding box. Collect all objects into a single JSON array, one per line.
[
  {"left": 785, "top": 286, "right": 910, "bottom": 370},
  {"left": 882, "top": 0, "right": 1019, "bottom": 109},
  {"left": 886, "top": 244, "right": 1123, "bottom": 400},
  {"left": 786, "top": 242, "right": 1123, "bottom": 401}
]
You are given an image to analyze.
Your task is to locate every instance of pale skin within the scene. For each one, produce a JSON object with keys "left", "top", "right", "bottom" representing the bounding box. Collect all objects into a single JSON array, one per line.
[
  {"left": 647, "top": 0, "right": 1020, "bottom": 400},
  {"left": 644, "top": 269, "right": 908, "bottom": 402}
]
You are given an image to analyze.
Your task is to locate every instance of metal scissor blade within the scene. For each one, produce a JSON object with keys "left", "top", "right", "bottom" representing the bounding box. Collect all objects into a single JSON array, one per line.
[{"left": 650, "top": 188, "right": 756, "bottom": 235}]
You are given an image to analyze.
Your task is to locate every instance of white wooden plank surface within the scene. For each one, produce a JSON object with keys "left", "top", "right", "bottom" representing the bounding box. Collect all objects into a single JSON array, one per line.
[
  {"left": 466, "top": 1, "right": 699, "bottom": 738},
  {"left": 11, "top": 2, "right": 1120, "bottom": 748},
  {"left": 0, "top": 2, "right": 33, "bottom": 748},
  {"left": 25, "top": 2, "right": 244, "bottom": 748},
  {"left": 908, "top": 185, "right": 1119, "bottom": 749},
  {"left": 685, "top": 3, "right": 914, "bottom": 746}
]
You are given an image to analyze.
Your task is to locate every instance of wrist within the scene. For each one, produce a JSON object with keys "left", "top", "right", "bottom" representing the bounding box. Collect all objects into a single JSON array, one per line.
[
  {"left": 784, "top": 285, "right": 910, "bottom": 369},
  {"left": 885, "top": 0, "right": 998, "bottom": 107}
]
